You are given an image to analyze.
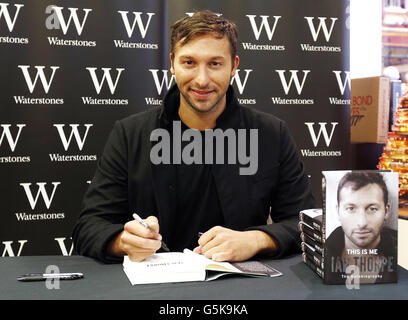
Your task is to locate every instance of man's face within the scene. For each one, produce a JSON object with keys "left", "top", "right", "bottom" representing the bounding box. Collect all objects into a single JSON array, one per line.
[
  {"left": 337, "top": 183, "right": 390, "bottom": 250},
  {"left": 170, "top": 34, "right": 239, "bottom": 114}
]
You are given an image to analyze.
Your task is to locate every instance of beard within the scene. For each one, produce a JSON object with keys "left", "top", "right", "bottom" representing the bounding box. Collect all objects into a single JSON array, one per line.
[{"left": 180, "top": 87, "right": 225, "bottom": 114}]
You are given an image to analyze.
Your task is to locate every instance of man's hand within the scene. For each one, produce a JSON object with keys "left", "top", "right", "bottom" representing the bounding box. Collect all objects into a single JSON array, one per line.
[
  {"left": 193, "top": 226, "right": 278, "bottom": 262},
  {"left": 107, "top": 216, "right": 162, "bottom": 262}
]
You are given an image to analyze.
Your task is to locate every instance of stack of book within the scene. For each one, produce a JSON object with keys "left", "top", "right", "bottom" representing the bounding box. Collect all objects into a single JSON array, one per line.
[{"left": 299, "top": 208, "right": 325, "bottom": 279}]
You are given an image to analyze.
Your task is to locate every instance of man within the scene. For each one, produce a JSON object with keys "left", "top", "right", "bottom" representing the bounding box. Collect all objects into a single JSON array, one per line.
[
  {"left": 326, "top": 172, "right": 397, "bottom": 283},
  {"left": 72, "top": 10, "right": 315, "bottom": 263}
]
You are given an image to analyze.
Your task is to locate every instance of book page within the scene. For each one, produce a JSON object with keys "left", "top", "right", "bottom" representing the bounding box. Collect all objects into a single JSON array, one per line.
[{"left": 182, "top": 249, "right": 241, "bottom": 273}]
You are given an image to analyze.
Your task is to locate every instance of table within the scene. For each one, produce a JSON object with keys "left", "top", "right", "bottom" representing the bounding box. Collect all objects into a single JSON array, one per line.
[{"left": 1, "top": 254, "right": 407, "bottom": 300}]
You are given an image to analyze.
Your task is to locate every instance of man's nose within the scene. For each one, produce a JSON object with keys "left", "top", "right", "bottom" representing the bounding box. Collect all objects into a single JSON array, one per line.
[
  {"left": 194, "top": 65, "right": 210, "bottom": 88},
  {"left": 356, "top": 210, "right": 368, "bottom": 228}
]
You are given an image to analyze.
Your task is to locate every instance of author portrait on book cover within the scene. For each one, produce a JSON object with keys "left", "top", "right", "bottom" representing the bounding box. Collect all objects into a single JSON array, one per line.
[{"left": 326, "top": 171, "right": 398, "bottom": 284}]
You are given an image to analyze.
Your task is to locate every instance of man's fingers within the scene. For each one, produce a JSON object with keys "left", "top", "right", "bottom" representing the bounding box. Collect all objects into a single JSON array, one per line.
[
  {"left": 199, "top": 226, "right": 229, "bottom": 254},
  {"left": 198, "top": 226, "right": 224, "bottom": 247},
  {"left": 121, "top": 231, "right": 162, "bottom": 251},
  {"left": 124, "top": 218, "right": 161, "bottom": 240},
  {"left": 128, "top": 250, "right": 156, "bottom": 262},
  {"left": 193, "top": 246, "right": 202, "bottom": 254},
  {"left": 211, "top": 252, "right": 228, "bottom": 262},
  {"left": 200, "top": 235, "right": 222, "bottom": 254},
  {"left": 145, "top": 216, "right": 160, "bottom": 234},
  {"left": 202, "top": 245, "right": 230, "bottom": 261}
]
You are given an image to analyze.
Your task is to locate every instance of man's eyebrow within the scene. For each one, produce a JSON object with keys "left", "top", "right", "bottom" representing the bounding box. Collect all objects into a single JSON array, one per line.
[
  {"left": 178, "top": 55, "right": 226, "bottom": 60},
  {"left": 341, "top": 202, "right": 355, "bottom": 206},
  {"left": 209, "top": 56, "right": 226, "bottom": 60},
  {"left": 366, "top": 202, "right": 381, "bottom": 206},
  {"left": 341, "top": 201, "right": 382, "bottom": 206},
  {"left": 178, "top": 55, "right": 194, "bottom": 60}
]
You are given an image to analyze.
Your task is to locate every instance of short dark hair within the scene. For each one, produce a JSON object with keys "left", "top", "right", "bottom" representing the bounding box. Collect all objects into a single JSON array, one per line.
[
  {"left": 337, "top": 172, "right": 389, "bottom": 206},
  {"left": 170, "top": 10, "right": 238, "bottom": 63}
]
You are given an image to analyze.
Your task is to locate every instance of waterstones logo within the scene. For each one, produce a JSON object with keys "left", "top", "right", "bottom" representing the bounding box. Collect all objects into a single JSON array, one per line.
[
  {"left": 301, "top": 17, "right": 341, "bottom": 52},
  {"left": 16, "top": 182, "right": 65, "bottom": 223},
  {"left": 51, "top": 124, "right": 97, "bottom": 162},
  {"left": 20, "top": 182, "right": 60, "bottom": 210},
  {"left": 230, "top": 69, "right": 256, "bottom": 105},
  {"left": 0, "top": 3, "right": 23, "bottom": 32},
  {"left": 83, "top": 67, "right": 128, "bottom": 106},
  {"left": 114, "top": 11, "right": 158, "bottom": 50},
  {"left": 55, "top": 237, "right": 74, "bottom": 256},
  {"left": 0, "top": 124, "right": 30, "bottom": 163},
  {"left": 329, "top": 71, "right": 351, "bottom": 105},
  {"left": 0, "top": 3, "right": 28, "bottom": 45},
  {"left": 271, "top": 70, "right": 314, "bottom": 105},
  {"left": 45, "top": 6, "right": 96, "bottom": 47},
  {"left": 301, "top": 122, "right": 341, "bottom": 157},
  {"left": 145, "top": 69, "right": 176, "bottom": 105},
  {"left": 15, "top": 65, "right": 64, "bottom": 105},
  {"left": 0, "top": 124, "right": 24, "bottom": 152},
  {"left": 1, "top": 240, "right": 28, "bottom": 257},
  {"left": 243, "top": 15, "right": 285, "bottom": 51}
]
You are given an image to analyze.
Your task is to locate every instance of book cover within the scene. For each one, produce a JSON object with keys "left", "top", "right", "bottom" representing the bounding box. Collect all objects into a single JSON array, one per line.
[
  {"left": 322, "top": 170, "right": 398, "bottom": 284},
  {"left": 351, "top": 76, "right": 390, "bottom": 143}
]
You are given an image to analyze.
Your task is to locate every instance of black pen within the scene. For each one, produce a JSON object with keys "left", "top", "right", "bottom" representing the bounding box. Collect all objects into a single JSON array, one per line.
[
  {"left": 17, "top": 273, "right": 84, "bottom": 282},
  {"left": 133, "top": 213, "right": 170, "bottom": 252}
]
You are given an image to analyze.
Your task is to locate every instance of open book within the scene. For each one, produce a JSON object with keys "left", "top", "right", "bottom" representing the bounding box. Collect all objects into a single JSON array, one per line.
[{"left": 123, "top": 249, "right": 282, "bottom": 285}]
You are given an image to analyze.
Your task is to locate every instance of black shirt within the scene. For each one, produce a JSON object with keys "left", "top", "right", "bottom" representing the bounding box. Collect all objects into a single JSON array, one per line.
[{"left": 171, "top": 114, "right": 224, "bottom": 251}]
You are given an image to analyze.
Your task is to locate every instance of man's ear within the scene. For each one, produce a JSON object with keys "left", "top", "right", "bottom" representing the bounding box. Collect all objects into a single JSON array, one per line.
[
  {"left": 231, "top": 55, "right": 239, "bottom": 77},
  {"left": 384, "top": 204, "right": 391, "bottom": 221},
  {"left": 169, "top": 53, "right": 175, "bottom": 74}
]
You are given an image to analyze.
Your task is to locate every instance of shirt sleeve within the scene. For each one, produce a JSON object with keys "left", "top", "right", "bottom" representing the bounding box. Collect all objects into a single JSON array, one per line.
[
  {"left": 246, "top": 121, "right": 316, "bottom": 258},
  {"left": 72, "top": 120, "right": 130, "bottom": 263}
]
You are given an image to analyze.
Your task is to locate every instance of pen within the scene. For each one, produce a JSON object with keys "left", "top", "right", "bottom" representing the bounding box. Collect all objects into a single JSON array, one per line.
[
  {"left": 132, "top": 213, "right": 170, "bottom": 252},
  {"left": 17, "top": 273, "right": 83, "bottom": 282}
]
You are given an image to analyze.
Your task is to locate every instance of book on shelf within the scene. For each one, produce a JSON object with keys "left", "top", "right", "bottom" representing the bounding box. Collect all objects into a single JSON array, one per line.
[
  {"left": 300, "top": 170, "right": 398, "bottom": 284},
  {"left": 350, "top": 76, "right": 390, "bottom": 143},
  {"left": 389, "top": 80, "right": 402, "bottom": 131},
  {"left": 123, "top": 249, "right": 282, "bottom": 285}
]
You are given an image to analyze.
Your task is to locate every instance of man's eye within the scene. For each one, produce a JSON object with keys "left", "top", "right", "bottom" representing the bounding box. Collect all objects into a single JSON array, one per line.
[
  {"left": 211, "top": 62, "right": 220, "bottom": 66},
  {"left": 184, "top": 60, "right": 193, "bottom": 65},
  {"left": 368, "top": 206, "right": 378, "bottom": 212},
  {"left": 345, "top": 206, "right": 354, "bottom": 212}
]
